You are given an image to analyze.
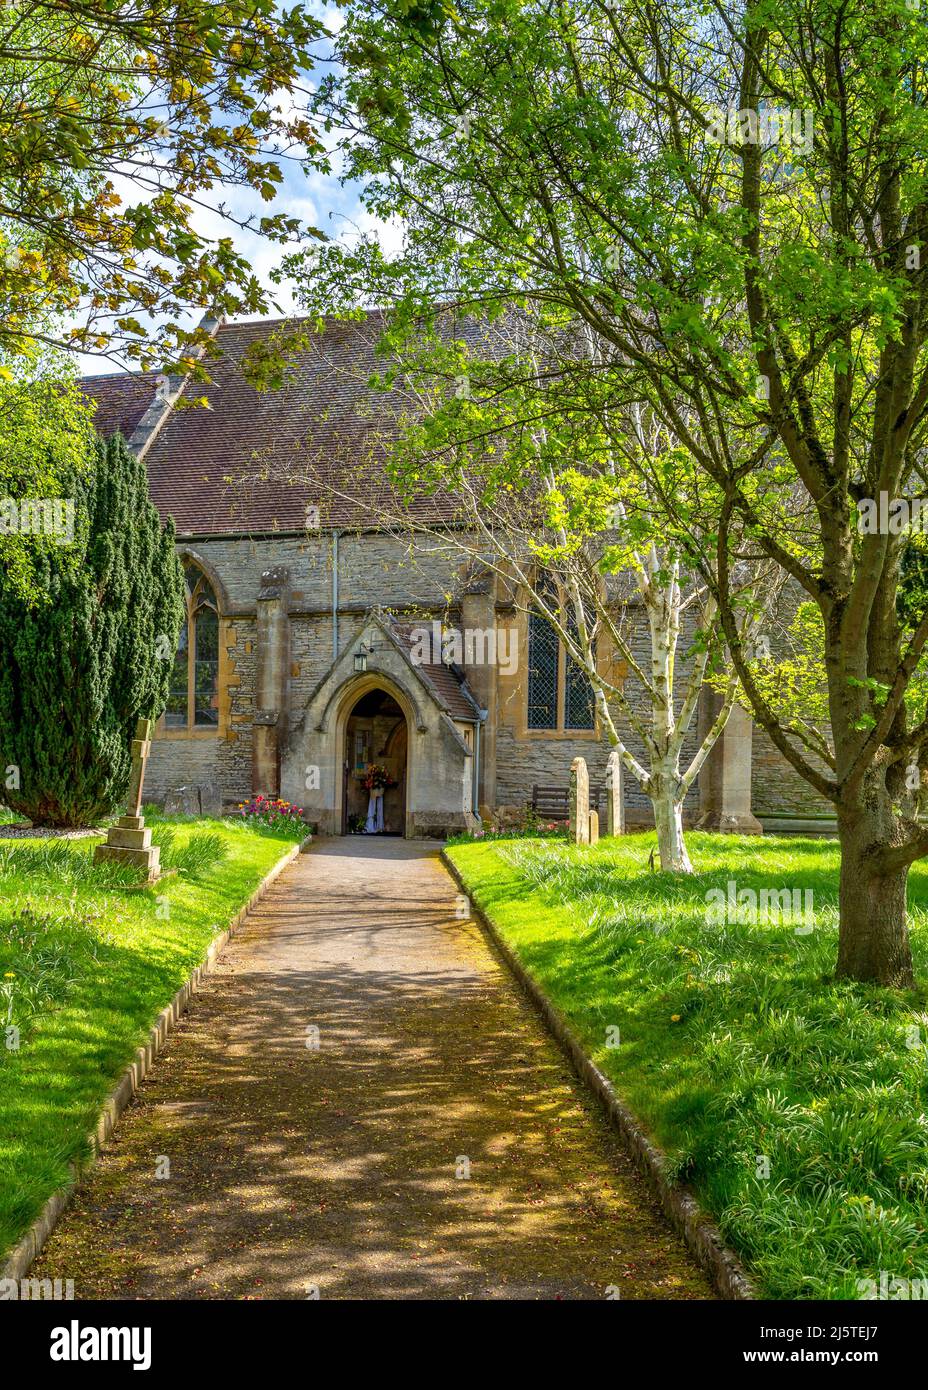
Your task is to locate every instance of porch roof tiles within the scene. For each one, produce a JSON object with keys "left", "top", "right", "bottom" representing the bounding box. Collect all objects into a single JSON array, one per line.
[{"left": 388, "top": 619, "right": 483, "bottom": 722}]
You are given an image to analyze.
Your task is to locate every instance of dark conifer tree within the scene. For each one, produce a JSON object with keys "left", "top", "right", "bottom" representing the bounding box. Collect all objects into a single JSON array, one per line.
[{"left": 0, "top": 434, "right": 184, "bottom": 826}]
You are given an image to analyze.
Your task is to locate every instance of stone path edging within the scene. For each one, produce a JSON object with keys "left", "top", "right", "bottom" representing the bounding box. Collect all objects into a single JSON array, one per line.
[
  {"left": 1, "top": 832, "right": 313, "bottom": 1283},
  {"left": 441, "top": 848, "right": 756, "bottom": 1301}
]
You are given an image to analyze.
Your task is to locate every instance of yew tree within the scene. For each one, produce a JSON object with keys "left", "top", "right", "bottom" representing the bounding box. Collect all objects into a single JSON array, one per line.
[
  {"left": 0, "top": 434, "right": 183, "bottom": 827},
  {"left": 300, "top": 0, "right": 928, "bottom": 985}
]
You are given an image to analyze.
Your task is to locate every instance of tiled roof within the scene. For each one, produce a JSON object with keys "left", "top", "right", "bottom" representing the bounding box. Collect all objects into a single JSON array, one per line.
[
  {"left": 81, "top": 372, "right": 157, "bottom": 440},
  {"left": 388, "top": 619, "right": 483, "bottom": 721},
  {"left": 82, "top": 313, "right": 463, "bottom": 536}
]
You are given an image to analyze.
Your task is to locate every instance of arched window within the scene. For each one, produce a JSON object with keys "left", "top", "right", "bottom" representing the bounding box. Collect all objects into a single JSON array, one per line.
[
  {"left": 527, "top": 604, "right": 560, "bottom": 729},
  {"left": 164, "top": 562, "right": 220, "bottom": 729},
  {"left": 527, "top": 578, "right": 596, "bottom": 732}
]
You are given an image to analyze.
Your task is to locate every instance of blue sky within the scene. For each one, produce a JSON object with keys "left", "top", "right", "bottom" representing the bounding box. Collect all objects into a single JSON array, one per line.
[{"left": 81, "top": 4, "right": 401, "bottom": 376}]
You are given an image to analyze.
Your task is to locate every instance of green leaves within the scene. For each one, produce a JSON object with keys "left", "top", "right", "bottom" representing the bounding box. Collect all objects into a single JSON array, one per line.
[
  {"left": 0, "top": 352, "right": 96, "bottom": 604},
  {"left": 0, "top": 434, "right": 184, "bottom": 827},
  {"left": 0, "top": 0, "right": 327, "bottom": 369}
]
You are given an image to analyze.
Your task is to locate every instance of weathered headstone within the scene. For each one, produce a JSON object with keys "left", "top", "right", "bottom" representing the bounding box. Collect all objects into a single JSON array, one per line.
[
  {"left": 94, "top": 718, "right": 160, "bottom": 881},
  {"left": 164, "top": 781, "right": 222, "bottom": 817},
  {"left": 606, "top": 750, "right": 625, "bottom": 836},
  {"left": 164, "top": 785, "right": 198, "bottom": 817},
  {"left": 198, "top": 780, "right": 223, "bottom": 817},
  {"left": 588, "top": 809, "right": 600, "bottom": 845},
  {"left": 570, "top": 756, "right": 590, "bottom": 846}
]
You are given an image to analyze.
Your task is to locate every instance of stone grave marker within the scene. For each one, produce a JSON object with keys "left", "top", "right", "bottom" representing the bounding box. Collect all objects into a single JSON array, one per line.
[
  {"left": 94, "top": 718, "right": 160, "bottom": 881},
  {"left": 570, "top": 756, "right": 590, "bottom": 846}
]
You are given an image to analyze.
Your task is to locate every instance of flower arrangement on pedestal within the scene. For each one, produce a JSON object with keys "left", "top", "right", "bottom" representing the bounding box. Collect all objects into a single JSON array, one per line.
[
  {"left": 358, "top": 764, "right": 397, "bottom": 834},
  {"left": 359, "top": 764, "right": 397, "bottom": 794}
]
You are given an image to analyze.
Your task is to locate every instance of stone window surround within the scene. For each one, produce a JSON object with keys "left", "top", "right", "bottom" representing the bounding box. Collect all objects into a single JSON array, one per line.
[
  {"left": 513, "top": 581, "right": 601, "bottom": 742},
  {"left": 157, "top": 548, "right": 230, "bottom": 741}
]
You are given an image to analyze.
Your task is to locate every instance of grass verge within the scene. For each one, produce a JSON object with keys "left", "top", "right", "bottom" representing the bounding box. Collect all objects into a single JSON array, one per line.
[
  {"left": 445, "top": 831, "right": 928, "bottom": 1300},
  {"left": 0, "top": 815, "right": 304, "bottom": 1261}
]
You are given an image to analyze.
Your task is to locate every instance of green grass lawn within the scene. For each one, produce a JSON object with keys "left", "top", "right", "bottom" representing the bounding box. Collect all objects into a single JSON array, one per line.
[
  {"left": 0, "top": 815, "right": 304, "bottom": 1262},
  {"left": 446, "top": 831, "right": 928, "bottom": 1300}
]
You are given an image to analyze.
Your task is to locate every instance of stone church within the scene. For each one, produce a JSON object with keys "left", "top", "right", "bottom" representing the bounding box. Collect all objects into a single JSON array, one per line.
[{"left": 82, "top": 313, "right": 826, "bottom": 839}]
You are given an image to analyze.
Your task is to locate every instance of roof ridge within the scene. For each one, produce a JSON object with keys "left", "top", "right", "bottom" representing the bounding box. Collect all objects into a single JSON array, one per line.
[
  {"left": 79, "top": 369, "right": 148, "bottom": 381},
  {"left": 79, "top": 307, "right": 390, "bottom": 387}
]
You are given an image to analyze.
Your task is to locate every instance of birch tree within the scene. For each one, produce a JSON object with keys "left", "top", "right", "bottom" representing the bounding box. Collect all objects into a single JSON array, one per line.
[{"left": 247, "top": 311, "right": 769, "bottom": 869}]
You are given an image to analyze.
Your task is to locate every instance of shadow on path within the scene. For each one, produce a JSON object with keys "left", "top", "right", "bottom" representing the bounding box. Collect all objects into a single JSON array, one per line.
[{"left": 31, "top": 837, "right": 714, "bottom": 1300}]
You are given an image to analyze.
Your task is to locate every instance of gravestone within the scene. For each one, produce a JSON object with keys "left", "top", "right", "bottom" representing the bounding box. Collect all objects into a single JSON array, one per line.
[
  {"left": 163, "top": 781, "right": 221, "bottom": 817},
  {"left": 199, "top": 780, "right": 223, "bottom": 817},
  {"left": 94, "top": 718, "right": 160, "bottom": 881},
  {"left": 163, "top": 785, "right": 198, "bottom": 817},
  {"left": 588, "top": 809, "right": 600, "bottom": 845},
  {"left": 570, "top": 756, "right": 590, "bottom": 846},
  {"left": 606, "top": 751, "right": 625, "bottom": 836}
]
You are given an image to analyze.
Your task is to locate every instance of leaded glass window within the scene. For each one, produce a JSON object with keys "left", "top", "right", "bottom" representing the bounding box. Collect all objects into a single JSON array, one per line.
[
  {"left": 527, "top": 577, "right": 597, "bottom": 733},
  {"left": 565, "top": 598, "right": 596, "bottom": 729},
  {"left": 527, "top": 608, "right": 559, "bottom": 729},
  {"left": 164, "top": 620, "right": 189, "bottom": 728},
  {"left": 194, "top": 605, "right": 219, "bottom": 726},
  {"left": 565, "top": 651, "right": 595, "bottom": 729},
  {"left": 163, "top": 563, "right": 220, "bottom": 731}
]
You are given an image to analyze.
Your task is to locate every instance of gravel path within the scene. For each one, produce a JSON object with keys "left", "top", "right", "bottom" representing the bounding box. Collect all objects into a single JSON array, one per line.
[{"left": 30, "top": 836, "right": 714, "bottom": 1300}]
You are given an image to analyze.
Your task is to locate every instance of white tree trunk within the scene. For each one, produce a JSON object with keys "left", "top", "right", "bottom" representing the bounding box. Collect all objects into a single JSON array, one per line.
[{"left": 652, "top": 784, "right": 692, "bottom": 873}]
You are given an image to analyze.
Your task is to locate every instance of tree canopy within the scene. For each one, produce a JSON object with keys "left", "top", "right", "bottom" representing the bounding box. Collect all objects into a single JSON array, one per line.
[
  {"left": 293, "top": 0, "right": 928, "bottom": 984},
  {"left": 0, "top": 0, "right": 326, "bottom": 373}
]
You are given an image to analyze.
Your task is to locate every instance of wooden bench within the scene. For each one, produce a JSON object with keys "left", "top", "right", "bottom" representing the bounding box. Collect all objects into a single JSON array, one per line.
[{"left": 531, "top": 783, "right": 604, "bottom": 821}]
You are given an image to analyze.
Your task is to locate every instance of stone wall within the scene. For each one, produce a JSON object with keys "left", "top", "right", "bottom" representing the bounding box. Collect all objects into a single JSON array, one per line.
[
  {"left": 748, "top": 581, "right": 834, "bottom": 821},
  {"left": 492, "top": 595, "right": 701, "bottom": 824},
  {"left": 145, "top": 613, "right": 257, "bottom": 806},
  {"left": 143, "top": 527, "right": 822, "bottom": 829},
  {"left": 493, "top": 726, "right": 702, "bottom": 824},
  {"left": 751, "top": 729, "right": 833, "bottom": 817},
  {"left": 145, "top": 733, "right": 222, "bottom": 804},
  {"left": 172, "top": 532, "right": 461, "bottom": 616}
]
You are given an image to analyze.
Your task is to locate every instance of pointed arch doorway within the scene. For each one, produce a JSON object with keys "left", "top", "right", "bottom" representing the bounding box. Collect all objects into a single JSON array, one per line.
[{"left": 342, "top": 686, "right": 409, "bottom": 835}]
